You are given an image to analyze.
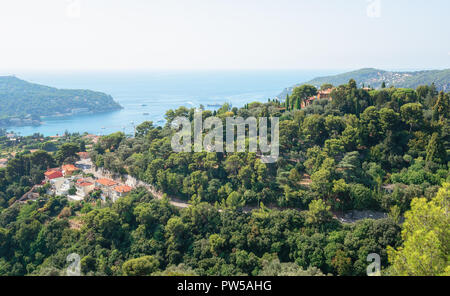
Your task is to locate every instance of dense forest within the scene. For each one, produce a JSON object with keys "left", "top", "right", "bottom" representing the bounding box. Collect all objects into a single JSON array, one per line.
[
  {"left": 0, "top": 80, "right": 449, "bottom": 276},
  {"left": 91, "top": 80, "right": 449, "bottom": 214},
  {"left": 0, "top": 76, "right": 122, "bottom": 126}
]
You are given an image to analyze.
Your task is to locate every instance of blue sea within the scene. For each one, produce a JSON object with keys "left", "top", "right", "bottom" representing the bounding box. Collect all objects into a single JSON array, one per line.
[{"left": 9, "top": 70, "right": 340, "bottom": 136}]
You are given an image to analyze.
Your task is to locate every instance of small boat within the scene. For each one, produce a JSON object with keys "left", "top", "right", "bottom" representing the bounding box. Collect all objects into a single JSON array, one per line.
[
  {"left": 141, "top": 104, "right": 147, "bottom": 107},
  {"left": 143, "top": 113, "right": 149, "bottom": 116},
  {"left": 207, "top": 104, "right": 222, "bottom": 108}
]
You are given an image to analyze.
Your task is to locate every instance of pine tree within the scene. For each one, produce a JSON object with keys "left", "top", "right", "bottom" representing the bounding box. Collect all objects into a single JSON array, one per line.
[{"left": 387, "top": 183, "right": 450, "bottom": 276}]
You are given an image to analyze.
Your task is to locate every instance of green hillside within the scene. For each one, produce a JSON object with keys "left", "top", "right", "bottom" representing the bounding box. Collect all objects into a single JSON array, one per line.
[{"left": 0, "top": 76, "right": 122, "bottom": 127}]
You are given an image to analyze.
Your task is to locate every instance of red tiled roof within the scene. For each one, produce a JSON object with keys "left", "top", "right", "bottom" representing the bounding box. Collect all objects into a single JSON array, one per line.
[
  {"left": 96, "top": 179, "right": 118, "bottom": 187},
  {"left": 319, "top": 89, "right": 333, "bottom": 94},
  {"left": 62, "top": 164, "right": 79, "bottom": 171},
  {"left": 113, "top": 185, "right": 132, "bottom": 193},
  {"left": 45, "top": 170, "right": 63, "bottom": 179},
  {"left": 77, "top": 152, "right": 89, "bottom": 158}
]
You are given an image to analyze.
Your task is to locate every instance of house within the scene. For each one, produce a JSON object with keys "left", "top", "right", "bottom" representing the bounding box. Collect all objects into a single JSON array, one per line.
[
  {"left": 84, "top": 134, "right": 100, "bottom": 144},
  {"left": 77, "top": 152, "right": 90, "bottom": 159},
  {"left": 111, "top": 185, "right": 133, "bottom": 202},
  {"left": 76, "top": 181, "right": 95, "bottom": 197},
  {"left": 301, "top": 88, "right": 334, "bottom": 108},
  {"left": 96, "top": 178, "right": 118, "bottom": 188},
  {"left": 95, "top": 178, "right": 118, "bottom": 198},
  {"left": 382, "top": 183, "right": 408, "bottom": 194},
  {"left": 0, "top": 158, "right": 8, "bottom": 168},
  {"left": 44, "top": 169, "right": 64, "bottom": 181},
  {"left": 62, "top": 164, "right": 80, "bottom": 177},
  {"left": 54, "top": 179, "right": 73, "bottom": 196}
]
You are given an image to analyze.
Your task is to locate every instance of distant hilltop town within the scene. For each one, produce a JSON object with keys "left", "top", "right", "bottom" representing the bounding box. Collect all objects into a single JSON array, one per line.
[{"left": 277, "top": 68, "right": 450, "bottom": 100}]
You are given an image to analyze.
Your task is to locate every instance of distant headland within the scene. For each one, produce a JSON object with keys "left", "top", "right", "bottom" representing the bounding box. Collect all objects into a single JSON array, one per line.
[{"left": 0, "top": 76, "right": 123, "bottom": 127}]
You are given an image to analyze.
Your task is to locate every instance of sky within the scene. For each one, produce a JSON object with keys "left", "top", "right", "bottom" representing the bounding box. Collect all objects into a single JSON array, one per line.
[{"left": 0, "top": 0, "right": 449, "bottom": 72}]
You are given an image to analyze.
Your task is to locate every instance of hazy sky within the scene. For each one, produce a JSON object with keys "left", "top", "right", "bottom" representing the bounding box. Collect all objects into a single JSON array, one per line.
[{"left": 1, "top": 0, "right": 449, "bottom": 72}]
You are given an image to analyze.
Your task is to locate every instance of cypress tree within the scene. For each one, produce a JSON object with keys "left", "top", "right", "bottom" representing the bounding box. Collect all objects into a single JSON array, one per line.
[
  {"left": 433, "top": 91, "right": 449, "bottom": 121},
  {"left": 295, "top": 98, "right": 301, "bottom": 110},
  {"left": 426, "top": 133, "right": 447, "bottom": 164}
]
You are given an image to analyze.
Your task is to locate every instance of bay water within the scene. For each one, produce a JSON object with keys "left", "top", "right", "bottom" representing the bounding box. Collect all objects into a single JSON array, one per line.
[{"left": 9, "top": 70, "right": 339, "bottom": 136}]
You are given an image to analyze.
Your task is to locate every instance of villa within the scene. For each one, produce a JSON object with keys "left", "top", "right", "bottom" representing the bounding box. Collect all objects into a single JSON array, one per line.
[
  {"left": 44, "top": 169, "right": 63, "bottom": 181},
  {"left": 76, "top": 181, "right": 95, "bottom": 197},
  {"left": 301, "top": 88, "right": 334, "bottom": 108},
  {"left": 111, "top": 185, "right": 133, "bottom": 202},
  {"left": 62, "top": 164, "right": 80, "bottom": 177},
  {"left": 96, "top": 178, "right": 118, "bottom": 199}
]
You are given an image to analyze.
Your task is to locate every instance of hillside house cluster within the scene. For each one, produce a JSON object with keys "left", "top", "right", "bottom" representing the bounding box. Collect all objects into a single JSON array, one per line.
[{"left": 44, "top": 165, "right": 132, "bottom": 203}]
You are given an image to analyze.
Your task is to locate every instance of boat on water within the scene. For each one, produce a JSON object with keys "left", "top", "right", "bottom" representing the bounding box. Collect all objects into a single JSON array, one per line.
[{"left": 143, "top": 113, "right": 149, "bottom": 115}]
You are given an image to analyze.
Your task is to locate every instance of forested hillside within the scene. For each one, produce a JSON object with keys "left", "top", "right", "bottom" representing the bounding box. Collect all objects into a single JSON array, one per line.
[
  {"left": 0, "top": 79, "right": 448, "bottom": 276},
  {"left": 0, "top": 76, "right": 122, "bottom": 127},
  {"left": 92, "top": 81, "right": 449, "bottom": 213}
]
